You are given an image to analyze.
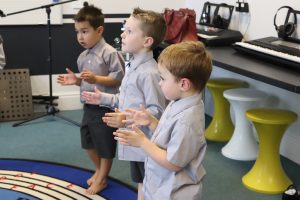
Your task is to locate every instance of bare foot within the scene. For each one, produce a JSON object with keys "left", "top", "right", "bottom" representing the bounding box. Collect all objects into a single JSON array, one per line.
[
  {"left": 87, "top": 171, "right": 98, "bottom": 186},
  {"left": 86, "top": 180, "right": 107, "bottom": 195}
]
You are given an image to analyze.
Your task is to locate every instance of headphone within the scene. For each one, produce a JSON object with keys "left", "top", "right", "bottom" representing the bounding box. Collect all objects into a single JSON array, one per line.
[
  {"left": 212, "top": 3, "right": 231, "bottom": 29},
  {"left": 201, "top": 2, "right": 211, "bottom": 24},
  {"left": 274, "top": 6, "right": 297, "bottom": 39}
]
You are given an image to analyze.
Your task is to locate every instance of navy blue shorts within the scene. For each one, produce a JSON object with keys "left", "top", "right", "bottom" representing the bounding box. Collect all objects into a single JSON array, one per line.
[
  {"left": 130, "top": 161, "right": 145, "bottom": 183},
  {"left": 81, "top": 104, "right": 117, "bottom": 159}
]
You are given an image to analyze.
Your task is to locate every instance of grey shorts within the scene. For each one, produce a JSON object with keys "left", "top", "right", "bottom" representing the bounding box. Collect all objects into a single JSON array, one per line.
[{"left": 81, "top": 104, "right": 117, "bottom": 159}]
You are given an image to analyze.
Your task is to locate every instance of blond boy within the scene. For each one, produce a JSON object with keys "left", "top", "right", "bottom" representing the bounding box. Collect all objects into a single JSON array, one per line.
[
  {"left": 114, "top": 41, "right": 212, "bottom": 199},
  {"left": 82, "top": 8, "right": 167, "bottom": 199}
]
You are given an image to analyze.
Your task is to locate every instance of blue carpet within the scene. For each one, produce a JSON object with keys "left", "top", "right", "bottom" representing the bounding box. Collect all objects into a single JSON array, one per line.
[{"left": 0, "top": 159, "right": 137, "bottom": 200}]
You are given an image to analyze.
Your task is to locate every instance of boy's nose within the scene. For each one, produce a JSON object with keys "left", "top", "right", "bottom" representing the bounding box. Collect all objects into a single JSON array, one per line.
[
  {"left": 78, "top": 32, "right": 84, "bottom": 39},
  {"left": 120, "top": 32, "right": 125, "bottom": 38},
  {"left": 78, "top": 37, "right": 84, "bottom": 43}
]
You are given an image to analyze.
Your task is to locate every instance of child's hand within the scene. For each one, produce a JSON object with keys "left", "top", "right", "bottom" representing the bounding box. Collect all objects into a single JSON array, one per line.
[
  {"left": 81, "top": 86, "right": 101, "bottom": 105},
  {"left": 113, "top": 125, "right": 145, "bottom": 147},
  {"left": 80, "top": 69, "right": 96, "bottom": 84},
  {"left": 57, "top": 68, "right": 77, "bottom": 85},
  {"left": 102, "top": 108, "right": 126, "bottom": 128},
  {"left": 124, "top": 104, "right": 152, "bottom": 127}
]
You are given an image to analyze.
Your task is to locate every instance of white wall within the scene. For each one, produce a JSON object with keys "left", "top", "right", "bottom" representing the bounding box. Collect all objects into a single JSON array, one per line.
[
  {"left": 185, "top": 0, "right": 300, "bottom": 40},
  {"left": 62, "top": 0, "right": 185, "bottom": 14},
  {"left": 31, "top": 75, "right": 82, "bottom": 111},
  {"left": 0, "top": 0, "right": 63, "bottom": 25}
]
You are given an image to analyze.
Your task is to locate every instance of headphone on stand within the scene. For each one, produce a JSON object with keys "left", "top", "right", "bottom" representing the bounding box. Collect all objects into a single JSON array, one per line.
[
  {"left": 212, "top": 3, "right": 231, "bottom": 29},
  {"left": 273, "top": 6, "right": 297, "bottom": 39},
  {"left": 200, "top": 2, "right": 211, "bottom": 24}
]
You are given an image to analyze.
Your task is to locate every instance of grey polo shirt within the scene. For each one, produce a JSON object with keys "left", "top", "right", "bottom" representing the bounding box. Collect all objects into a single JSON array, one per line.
[
  {"left": 101, "top": 51, "right": 166, "bottom": 161},
  {"left": 0, "top": 35, "right": 5, "bottom": 70},
  {"left": 143, "top": 94, "right": 206, "bottom": 200},
  {"left": 77, "top": 38, "right": 124, "bottom": 102}
]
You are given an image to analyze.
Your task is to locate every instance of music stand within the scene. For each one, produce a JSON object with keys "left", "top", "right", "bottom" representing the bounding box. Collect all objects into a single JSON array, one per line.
[{"left": 0, "top": 0, "right": 81, "bottom": 127}]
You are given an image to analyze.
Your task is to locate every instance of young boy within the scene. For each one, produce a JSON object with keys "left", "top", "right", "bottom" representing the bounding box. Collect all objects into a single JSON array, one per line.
[
  {"left": 57, "top": 5, "right": 124, "bottom": 195},
  {"left": 0, "top": 34, "right": 5, "bottom": 69},
  {"left": 114, "top": 41, "right": 212, "bottom": 199},
  {"left": 81, "top": 8, "right": 167, "bottom": 200}
]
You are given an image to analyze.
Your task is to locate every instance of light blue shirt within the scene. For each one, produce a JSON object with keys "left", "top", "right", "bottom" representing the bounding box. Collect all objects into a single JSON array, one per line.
[
  {"left": 77, "top": 38, "right": 124, "bottom": 102},
  {"left": 143, "top": 94, "right": 206, "bottom": 200},
  {"left": 101, "top": 51, "right": 166, "bottom": 161},
  {"left": 0, "top": 35, "right": 5, "bottom": 70}
]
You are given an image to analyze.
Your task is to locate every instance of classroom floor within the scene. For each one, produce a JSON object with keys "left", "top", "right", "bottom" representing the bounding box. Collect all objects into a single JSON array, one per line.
[{"left": 0, "top": 109, "right": 299, "bottom": 200}]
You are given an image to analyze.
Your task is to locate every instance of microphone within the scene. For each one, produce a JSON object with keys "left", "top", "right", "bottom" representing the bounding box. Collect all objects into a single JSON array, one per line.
[
  {"left": 0, "top": 10, "right": 6, "bottom": 17},
  {"left": 114, "top": 37, "right": 120, "bottom": 45},
  {"left": 113, "top": 37, "right": 121, "bottom": 51}
]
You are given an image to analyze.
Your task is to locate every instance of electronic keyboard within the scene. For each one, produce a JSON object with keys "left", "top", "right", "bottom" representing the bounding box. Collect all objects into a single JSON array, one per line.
[
  {"left": 233, "top": 37, "right": 300, "bottom": 71},
  {"left": 196, "top": 24, "right": 243, "bottom": 46}
]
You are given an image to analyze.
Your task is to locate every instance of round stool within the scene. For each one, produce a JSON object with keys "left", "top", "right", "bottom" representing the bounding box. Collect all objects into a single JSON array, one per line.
[
  {"left": 205, "top": 78, "right": 246, "bottom": 142},
  {"left": 242, "top": 108, "right": 298, "bottom": 194},
  {"left": 221, "top": 88, "right": 266, "bottom": 161}
]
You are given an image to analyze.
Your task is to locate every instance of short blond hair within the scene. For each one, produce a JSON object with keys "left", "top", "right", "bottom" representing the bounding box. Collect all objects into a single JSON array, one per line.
[
  {"left": 158, "top": 41, "right": 212, "bottom": 92},
  {"left": 132, "top": 8, "right": 166, "bottom": 50}
]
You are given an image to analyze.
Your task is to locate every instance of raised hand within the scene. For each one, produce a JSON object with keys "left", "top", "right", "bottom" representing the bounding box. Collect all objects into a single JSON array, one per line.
[
  {"left": 113, "top": 125, "right": 145, "bottom": 147},
  {"left": 57, "top": 68, "right": 78, "bottom": 85},
  {"left": 80, "top": 68, "right": 96, "bottom": 84},
  {"left": 124, "top": 104, "right": 152, "bottom": 127},
  {"left": 81, "top": 86, "right": 101, "bottom": 105},
  {"left": 102, "top": 108, "right": 126, "bottom": 128}
]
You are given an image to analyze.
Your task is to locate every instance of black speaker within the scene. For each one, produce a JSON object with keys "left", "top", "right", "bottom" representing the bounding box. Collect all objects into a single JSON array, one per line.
[
  {"left": 212, "top": 3, "right": 231, "bottom": 29},
  {"left": 274, "top": 6, "right": 297, "bottom": 39}
]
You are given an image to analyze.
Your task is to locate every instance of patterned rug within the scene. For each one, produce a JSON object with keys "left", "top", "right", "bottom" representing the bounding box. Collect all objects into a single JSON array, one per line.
[{"left": 0, "top": 159, "right": 137, "bottom": 200}]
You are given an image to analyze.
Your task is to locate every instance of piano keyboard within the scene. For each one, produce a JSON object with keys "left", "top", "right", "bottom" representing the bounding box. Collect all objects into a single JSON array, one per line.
[{"left": 234, "top": 42, "right": 300, "bottom": 63}]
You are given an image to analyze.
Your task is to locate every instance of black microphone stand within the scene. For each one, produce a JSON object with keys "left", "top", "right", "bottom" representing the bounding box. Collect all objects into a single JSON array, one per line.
[{"left": 1, "top": 0, "right": 81, "bottom": 127}]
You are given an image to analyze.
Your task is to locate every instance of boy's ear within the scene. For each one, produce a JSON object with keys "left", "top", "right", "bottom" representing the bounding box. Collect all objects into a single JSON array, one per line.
[
  {"left": 143, "top": 36, "right": 154, "bottom": 48},
  {"left": 97, "top": 26, "right": 104, "bottom": 35},
  {"left": 180, "top": 78, "right": 192, "bottom": 91}
]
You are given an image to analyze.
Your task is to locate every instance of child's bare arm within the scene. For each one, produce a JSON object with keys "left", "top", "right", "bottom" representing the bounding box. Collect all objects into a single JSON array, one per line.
[{"left": 80, "top": 69, "right": 121, "bottom": 86}]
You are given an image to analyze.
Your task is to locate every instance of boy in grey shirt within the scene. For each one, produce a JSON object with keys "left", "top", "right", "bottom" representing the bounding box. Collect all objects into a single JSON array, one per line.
[
  {"left": 82, "top": 8, "right": 166, "bottom": 200},
  {"left": 114, "top": 41, "right": 212, "bottom": 199},
  {"left": 57, "top": 5, "right": 124, "bottom": 195}
]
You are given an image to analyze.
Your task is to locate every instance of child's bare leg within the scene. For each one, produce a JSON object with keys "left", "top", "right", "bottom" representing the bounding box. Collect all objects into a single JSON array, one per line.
[
  {"left": 137, "top": 183, "right": 144, "bottom": 200},
  {"left": 86, "top": 158, "right": 112, "bottom": 195},
  {"left": 86, "top": 149, "right": 101, "bottom": 186}
]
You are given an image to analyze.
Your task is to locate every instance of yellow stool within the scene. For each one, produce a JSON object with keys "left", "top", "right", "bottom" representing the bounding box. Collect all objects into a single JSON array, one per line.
[
  {"left": 242, "top": 108, "right": 298, "bottom": 194},
  {"left": 205, "top": 78, "right": 246, "bottom": 142}
]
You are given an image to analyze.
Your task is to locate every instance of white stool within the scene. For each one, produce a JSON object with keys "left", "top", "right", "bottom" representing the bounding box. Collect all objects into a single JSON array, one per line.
[{"left": 221, "top": 88, "right": 266, "bottom": 161}]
